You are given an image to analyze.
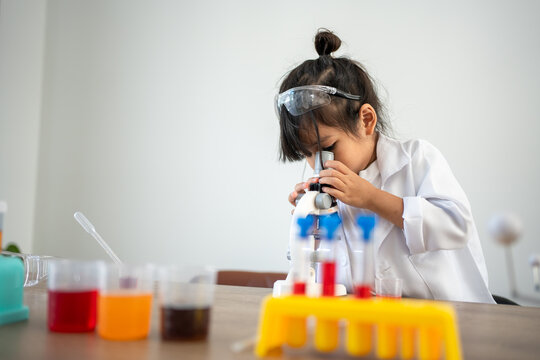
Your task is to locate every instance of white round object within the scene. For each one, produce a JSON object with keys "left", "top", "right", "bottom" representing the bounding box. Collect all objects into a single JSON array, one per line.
[
  {"left": 529, "top": 254, "right": 540, "bottom": 267},
  {"left": 487, "top": 213, "right": 522, "bottom": 246}
]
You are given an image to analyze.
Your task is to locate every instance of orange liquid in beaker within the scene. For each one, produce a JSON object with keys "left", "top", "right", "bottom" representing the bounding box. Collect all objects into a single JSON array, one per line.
[{"left": 98, "top": 292, "right": 153, "bottom": 340}]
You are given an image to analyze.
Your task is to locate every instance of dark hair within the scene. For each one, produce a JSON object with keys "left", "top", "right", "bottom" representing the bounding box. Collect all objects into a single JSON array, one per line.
[{"left": 278, "top": 29, "right": 390, "bottom": 162}]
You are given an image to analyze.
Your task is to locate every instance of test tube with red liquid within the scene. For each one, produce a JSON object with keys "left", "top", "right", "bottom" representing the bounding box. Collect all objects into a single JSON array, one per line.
[
  {"left": 313, "top": 213, "right": 342, "bottom": 353},
  {"left": 291, "top": 215, "right": 315, "bottom": 295},
  {"left": 318, "top": 213, "right": 342, "bottom": 297},
  {"left": 285, "top": 215, "right": 315, "bottom": 348},
  {"left": 345, "top": 214, "right": 377, "bottom": 356},
  {"left": 354, "top": 214, "right": 376, "bottom": 299}
]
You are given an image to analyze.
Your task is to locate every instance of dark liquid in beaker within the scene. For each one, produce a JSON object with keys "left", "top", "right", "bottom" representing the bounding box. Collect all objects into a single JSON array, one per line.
[{"left": 160, "top": 306, "right": 210, "bottom": 340}]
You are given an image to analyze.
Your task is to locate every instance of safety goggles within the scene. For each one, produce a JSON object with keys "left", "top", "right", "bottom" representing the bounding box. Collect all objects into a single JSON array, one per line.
[{"left": 275, "top": 85, "right": 362, "bottom": 117}]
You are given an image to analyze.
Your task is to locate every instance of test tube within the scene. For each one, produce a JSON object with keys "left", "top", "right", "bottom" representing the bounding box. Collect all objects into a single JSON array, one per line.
[
  {"left": 346, "top": 214, "right": 376, "bottom": 356},
  {"left": 285, "top": 215, "right": 314, "bottom": 348},
  {"left": 314, "top": 213, "right": 342, "bottom": 352},
  {"left": 354, "top": 215, "right": 376, "bottom": 298},
  {"left": 319, "top": 213, "right": 342, "bottom": 297},
  {"left": 291, "top": 215, "right": 315, "bottom": 295}
]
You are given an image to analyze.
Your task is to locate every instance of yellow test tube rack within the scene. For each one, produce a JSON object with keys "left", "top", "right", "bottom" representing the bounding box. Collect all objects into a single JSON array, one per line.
[{"left": 255, "top": 295, "right": 462, "bottom": 360}]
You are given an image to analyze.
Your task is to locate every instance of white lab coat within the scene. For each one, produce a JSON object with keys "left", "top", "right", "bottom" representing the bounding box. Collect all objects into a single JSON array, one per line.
[{"left": 324, "top": 133, "right": 495, "bottom": 303}]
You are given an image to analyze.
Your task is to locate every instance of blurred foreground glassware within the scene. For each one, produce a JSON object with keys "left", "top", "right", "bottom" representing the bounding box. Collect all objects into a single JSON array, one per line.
[{"left": 1, "top": 251, "right": 56, "bottom": 287}]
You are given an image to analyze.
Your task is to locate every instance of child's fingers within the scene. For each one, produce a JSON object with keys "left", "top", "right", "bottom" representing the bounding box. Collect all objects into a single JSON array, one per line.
[
  {"left": 288, "top": 190, "right": 298, "bottom": 206},
  {"left": 321, "top": 185, "right": 344, "bottom": 200},
  {"left": 319, "top": 168, "right": 346, "bottom": 183},
  {"left": 324, "top": 160, "right": 353, "bottom": 175},
  {"left": 319, "top": 176, "right": 346, "bottom": 192},
  {"left": 294, "top": 182, "right": 308, "bottom": 193}
]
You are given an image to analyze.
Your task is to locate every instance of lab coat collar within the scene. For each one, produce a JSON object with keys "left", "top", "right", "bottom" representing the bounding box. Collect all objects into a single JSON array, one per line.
[
  {"left": 375, "top": 133, "right": 411, "bottom": 186},
  {"left": 369, "top": 133, "right": 410, "bottom": 258}
]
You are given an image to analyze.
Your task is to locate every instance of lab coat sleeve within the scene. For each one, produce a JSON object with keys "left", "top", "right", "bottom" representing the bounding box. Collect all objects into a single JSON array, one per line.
[{"left": 402, "top": 140, "right": 475, "bottom": 255}]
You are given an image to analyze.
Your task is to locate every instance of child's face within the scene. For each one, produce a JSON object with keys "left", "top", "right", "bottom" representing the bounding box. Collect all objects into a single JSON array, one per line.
[{"left": 300, "top": 123, "right": 376, "bottom": 175}]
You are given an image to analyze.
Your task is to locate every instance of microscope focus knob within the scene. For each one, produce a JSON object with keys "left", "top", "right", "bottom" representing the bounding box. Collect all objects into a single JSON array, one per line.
[
  {"left": 488, "top": 213, "right": 522, "bottom": 246},
  {"left": 315, "top": 193, "right": 333, "bottom": 210},
  {"left": 530, "top": 254, "right": 540, "bottom": 267}
]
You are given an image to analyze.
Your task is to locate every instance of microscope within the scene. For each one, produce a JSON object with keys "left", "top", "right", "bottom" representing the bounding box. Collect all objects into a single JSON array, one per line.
[{"left": 273, "top": 151, "right": 347, "bottom": 297}]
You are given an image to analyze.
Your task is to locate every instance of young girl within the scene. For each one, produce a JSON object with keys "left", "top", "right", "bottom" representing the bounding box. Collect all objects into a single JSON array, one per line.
[{"left": 276, "top": 30, "right": 494, "bottom": 303}]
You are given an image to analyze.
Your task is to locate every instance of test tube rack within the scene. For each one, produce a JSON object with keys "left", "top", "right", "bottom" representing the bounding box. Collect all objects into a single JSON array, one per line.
[{"left": 255, "top": 295, "right": 462, "bottom": 360}]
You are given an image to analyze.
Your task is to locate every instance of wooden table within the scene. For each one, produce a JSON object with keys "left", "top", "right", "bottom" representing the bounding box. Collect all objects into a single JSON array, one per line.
[{"left": 1, "top": 283, "right": 539, "bottom": 359}]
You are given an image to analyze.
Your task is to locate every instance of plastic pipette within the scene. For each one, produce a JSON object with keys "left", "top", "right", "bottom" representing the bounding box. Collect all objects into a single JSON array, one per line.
[{"left": 74, "top": 211, "right": 122, "bottom": 264}]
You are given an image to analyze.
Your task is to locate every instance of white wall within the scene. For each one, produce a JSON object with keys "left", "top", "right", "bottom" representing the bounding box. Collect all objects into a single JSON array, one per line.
[
  {"left": 2, "top": 0, "right": 540, "bottom": 304},
  {"left": 0, "top": 0, "right": 46, "bottom": 252}
]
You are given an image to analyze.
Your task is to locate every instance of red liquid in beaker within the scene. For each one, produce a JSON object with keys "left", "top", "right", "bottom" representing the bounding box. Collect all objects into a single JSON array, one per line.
[
  {"left": 48, "top": 289, "right": 98, "bottom": 332},
  {"left": 322, "top": 261, "right": 336, "bottom": 296}
]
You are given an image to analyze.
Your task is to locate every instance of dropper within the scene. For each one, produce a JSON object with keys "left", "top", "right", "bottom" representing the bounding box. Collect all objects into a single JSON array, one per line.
[{"left": 74, "top": 211, "right": 122, "bottom": 264}]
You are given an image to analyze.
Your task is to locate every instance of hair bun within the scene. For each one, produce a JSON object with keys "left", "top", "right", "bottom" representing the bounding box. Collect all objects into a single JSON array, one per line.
[{"left": 314, "top": 29, "right": 341, "bottom": 56}]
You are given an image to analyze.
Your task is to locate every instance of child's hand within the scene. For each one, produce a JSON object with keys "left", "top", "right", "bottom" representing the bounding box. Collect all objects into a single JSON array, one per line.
[
  {"left": 288, "top": 178, "right": 319, "bottom": 207},
  {"left": 319, "top": 160, "right": 376, "bottom": 209}
]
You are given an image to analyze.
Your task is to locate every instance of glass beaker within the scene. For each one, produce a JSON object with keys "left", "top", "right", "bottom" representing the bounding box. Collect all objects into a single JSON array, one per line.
[
  {"left": 98, "top": 263, "right": 154, "bottom": 340},
  {"left": 158, "top": 265, "right": 216, "bottom": 341},
  {"left": 375, "top": 277, "right": 403, "bottom": 299},
  {"left": 47, "top": 259, "right": 102, "bottom": 332}
]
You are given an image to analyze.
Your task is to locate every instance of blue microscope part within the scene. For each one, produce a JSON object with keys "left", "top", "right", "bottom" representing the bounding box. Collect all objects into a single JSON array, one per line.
[
  {"left": 356, "top": 214, "right": 376, "bottom": 242},
  {"left": 297, "top": 215, "right": 315, "bottom": 238},
  {"left": 319, "top": 213, "right": 342, "bottom": 240}
]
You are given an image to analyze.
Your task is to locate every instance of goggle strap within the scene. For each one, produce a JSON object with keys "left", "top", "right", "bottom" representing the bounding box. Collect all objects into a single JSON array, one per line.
[
  {"left": 334, "top": 89, "right": 362, "bottom": 101},
  {"left": 310, "top": 113, "right": 324, "bottom": 171}
]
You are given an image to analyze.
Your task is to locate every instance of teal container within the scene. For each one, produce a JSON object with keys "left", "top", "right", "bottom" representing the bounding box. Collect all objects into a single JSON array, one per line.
[
  {"left": 0, "top": 256, "right": 29, "bottom": 325},
  {"left": 0, "top": 200, "right": 29, "bottom": 325}
]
